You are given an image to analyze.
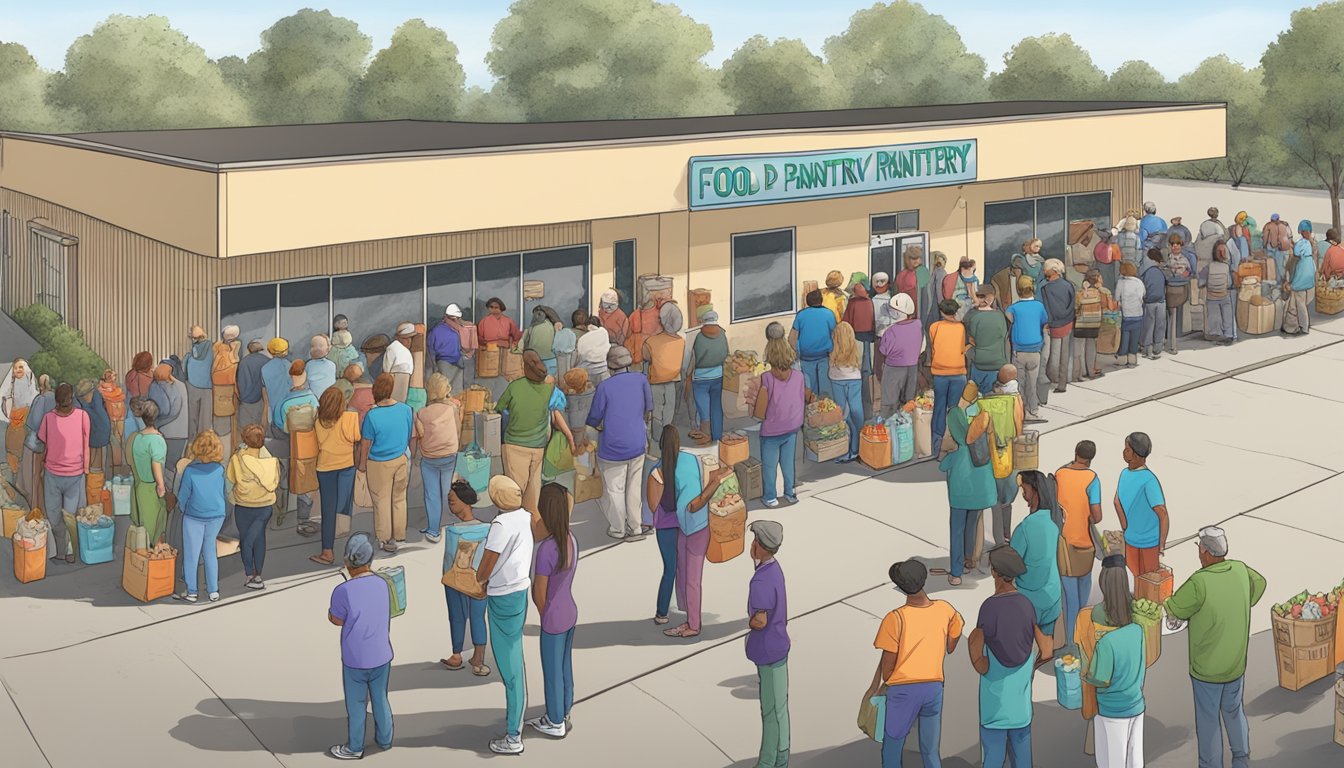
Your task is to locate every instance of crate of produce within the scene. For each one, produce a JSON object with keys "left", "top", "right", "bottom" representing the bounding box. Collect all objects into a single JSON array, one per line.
[
  {"left": 805, "top": 433, "right": 849, "bottom": 463},
  {"left": 1271, "top": 591, "right": 1339, "bottom": 691},
  {"left": 1132, "top": 598, "right": 1163, "bottom": 666},
  {"left": 805, "top": 398, "right": 844, "bottom": 428},
  {"left": 1136, "top": 566, "right": 1173, "bottom": 606},
  {"left": 734, "top": 458, "right": 763, "bottom": 501}
]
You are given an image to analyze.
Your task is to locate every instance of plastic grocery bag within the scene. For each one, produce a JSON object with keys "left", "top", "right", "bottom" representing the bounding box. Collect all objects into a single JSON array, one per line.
[
  {"left": 456, "top": 443, "right": 491, "bottom": 496},
  {"left": 1055, "top": 657, "right": 1083, "bottom": 710},
  {"left": 858, "top": 691, "right": 886, "bottom": 742}
]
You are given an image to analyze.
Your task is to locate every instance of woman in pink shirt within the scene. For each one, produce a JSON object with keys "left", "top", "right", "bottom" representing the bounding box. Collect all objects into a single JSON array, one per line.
[
  {"left": 758, "top": 328, "right": 813, "bottom": 508},
  {"left": 39, "top": 383, "right": 91, "bottom": 565}
]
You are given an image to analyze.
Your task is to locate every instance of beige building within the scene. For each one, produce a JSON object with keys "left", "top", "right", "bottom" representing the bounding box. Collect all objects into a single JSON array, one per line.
[{"left": 0, "top": 101, "right": 1225, "bottom": 368}]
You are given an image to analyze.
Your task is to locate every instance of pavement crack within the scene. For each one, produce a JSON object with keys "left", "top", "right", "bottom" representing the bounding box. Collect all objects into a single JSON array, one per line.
[
  {"left": 1231, "top": 375, "right": 1344, "bottom": 406},
  {"left": 840, "top": 600, "right": 886, "bottom": 620},
  {"left": 811, "top": 497, "right": 945, "bottom": 551},
  {"left": 173, "top": 652, "right": 286, "bottom": 766},
  {"left": 0, "top": 674, "right": 54, "bottom": 768},
  {"left": 1244, "top": 512, "right": 1344, "bottom": 546},
  {"left": 630, "top": 682, "right": 735, "bottom": 764},
  {"left": 1206, "top": 439, "right": 1338, "bottom": 474}
]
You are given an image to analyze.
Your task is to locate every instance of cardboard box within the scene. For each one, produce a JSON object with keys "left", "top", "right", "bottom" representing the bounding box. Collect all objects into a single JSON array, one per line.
[
  {"left": 473, "top": 411, "right": 502, "bottom": 457},
  {"left": 735, "top": 458, "right": 763, "bottom": 501},
  {"left": 1334, "top": 693, "right": 1344, "bottom": 747},
  {"left": 122, "top": 546, "right": 175, "bottom": 603},
  {"left": 1272, "top": 613, "right": 1337, "bottom": 648},
  {"left": 805, "top": 435, "right": 848, "bottom": 463},
  {"left": 1136, "top": 567, "right": 1174, "bottom": 606},
  {"left": 1275, "top": 640, "right": 1333, "bottom": 691}
]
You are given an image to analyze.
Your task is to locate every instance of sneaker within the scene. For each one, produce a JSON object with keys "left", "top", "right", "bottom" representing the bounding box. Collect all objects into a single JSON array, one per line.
[
  {"left": 381, "top": 540, "right": 399, "bottom": 554},
  {"left": 208, "top": 592, "right": 220, "bottom": 602},
  {"left": 420, "top": 529, "right": 442, "bottom": 544},
  {"left": 783, "top": 494, "right": 798, "bottom": 504},
  {"left": 606, "top": 531, "right": 625, "bottom": 540},
  {"left": 489, "top": 735, "right": 524, "bottom": 755},
  {"left": 762, "top": 498, "right": 780, "bottom": 509},
  {"left": 172, "top": 592, "right": 198, "bottom": 603},
  {"left": 526, "top": 716, "right": 567, "bottom": 738},
  {"left": 623, "top": 533, "right": 647, "bottom": 543},
  {"left": 328, "top": 744, "right": 363, "bottom": 760},
  {"left": 245, "top": 579, "right": 265, "bottom": 590}
]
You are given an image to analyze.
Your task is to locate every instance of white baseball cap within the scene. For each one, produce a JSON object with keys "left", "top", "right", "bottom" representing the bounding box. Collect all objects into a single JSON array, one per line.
[{"left": 445, "top": 304, "right": 463, "bottom": 318}]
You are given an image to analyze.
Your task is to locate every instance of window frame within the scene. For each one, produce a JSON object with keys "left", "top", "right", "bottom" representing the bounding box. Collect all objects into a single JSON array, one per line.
[
  {"left": 729, "top": 226, "right": 797, "bottom": 323},
  {"left": 870, "top": 209, "right": 921, "bottom": 235}
]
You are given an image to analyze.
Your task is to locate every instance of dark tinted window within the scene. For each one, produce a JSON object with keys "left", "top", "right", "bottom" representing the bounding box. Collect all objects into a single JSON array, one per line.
[
  {"left": 279, "top": 278, "right": 330, "bottom": 349},
  {"left": 332, "top": 267, "right": 424, "bottom": 346},
  {"left": 614, "top": 240, "right": 636, "bottom": 316},
  {"left": 474, "top": 253, "right": 521, "bottom": 325},
  {"left": 732, "top": 229, "right": 794, "bottom": 321},
  {"left": 523, "top": 246, "right": 590, "bottom": 322},
  {"left": 1035, "top": 196, "right": 1067, "bottom": 262},
  {"left": 427, "top": 260, "right": 474, "bottom": 322},
  {"left": 984, "top": 200, "right": 1036, "bottom": 284},
  {"left": 220, "top": 284, "right": 276, "bottom": 347}
]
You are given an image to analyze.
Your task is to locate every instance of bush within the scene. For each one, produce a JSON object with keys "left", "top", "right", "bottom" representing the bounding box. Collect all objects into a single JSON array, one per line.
[{"left": 11, "top": 303, "right": 110, "bottom": 386}]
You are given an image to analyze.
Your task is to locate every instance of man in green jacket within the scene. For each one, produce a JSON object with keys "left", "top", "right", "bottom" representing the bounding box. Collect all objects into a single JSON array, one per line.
[{"left": 1164, "top": 525, "right": 1265, "bottom": 768}]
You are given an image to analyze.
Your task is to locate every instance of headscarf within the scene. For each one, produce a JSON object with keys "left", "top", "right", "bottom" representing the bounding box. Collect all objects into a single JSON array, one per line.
[
  {"left": 522, "top": 350, "right": 548, "bottom": 383},
  {"left": 221, "top": 325, "right": 240, "bottom": 342},
  {"left": 600, "top": 289, "right": 620, "bottom": 309},
  {"left": 0, "top": 359, "right": 38, "bottom": 419}
]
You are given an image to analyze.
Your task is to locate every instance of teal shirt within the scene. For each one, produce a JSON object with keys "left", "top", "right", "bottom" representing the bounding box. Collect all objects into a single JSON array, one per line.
[
  {"left": 673, "top": 450, "right": 707, "bottom": 535},
  {"left": 1291, "top": 239, "right": 1316, "bottom": 291},
  {"left": 1085, "top": 623, "right": 1147, "bottom": 719},
  {"left": 1010, "top": 509, "right": 1063, "bottom": 627},
  {"left": 979, "top": 644, "right": 1035, "bottom": 729},
  {"left": 939, "top": 404, "right": 997, "bottom": 510}
]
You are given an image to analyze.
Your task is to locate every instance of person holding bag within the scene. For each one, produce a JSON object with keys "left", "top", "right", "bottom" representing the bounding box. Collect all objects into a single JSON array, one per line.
[
  {"left": 1056, "top": 441, "right": 1104, "bottom": 652},
  {"left": 127, "top": 397, "right": 169, "bottom": 549},
  {"left": 227, "top": 423, "right": 280, "bottom": 590},
  {"left": 756, "top": 328, "right": 811, "bottom": 509},
  {"left": 661, "top": 425, "right": 736, "bottom": 641},
  {"left": 439, "top": 480, "right": 491, "bottom": 677},
  {"left": 496, "top": 351, "right": 575, "bottom": 519},
  {"left": 939, "top": 382, "right": 996, "bottom": 586}
]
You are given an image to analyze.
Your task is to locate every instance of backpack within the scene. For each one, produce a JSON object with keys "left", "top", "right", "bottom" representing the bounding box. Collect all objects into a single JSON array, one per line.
[
  {"left": 1205, "top": 261, "right": 1232, "bottom": 299},
  {"left": 1142, "top": 230, "right": 1168, "bottom": 256},
  {"left": 967, "top": 411, "right": 991, "bottom": 467},
  {"left": 1076, "top": 284, "right": 1103, "bottom": 329},
  {"left": 376, "top": 566, "right": 406, "bottom": 618},
  {"left": 1116, "top": 231, "right": 1142, "bottom": 264}
]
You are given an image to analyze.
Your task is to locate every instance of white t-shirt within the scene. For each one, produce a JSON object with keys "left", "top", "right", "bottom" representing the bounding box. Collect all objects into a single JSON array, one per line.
[
  {"left": 828, "top": 364, "right": 861, "bottom": 381},
  {"left": 383, "top": 340, "right": 414, "bottom": 374},
  {"left": 576, "top": 325, "right": 611, "bottom": 367},
  {"left": 1115, "top": 276, "right": 1145, "bottom": 318},
  {"left": 485, "top": 508, "right": 534, "bottom": 596}
]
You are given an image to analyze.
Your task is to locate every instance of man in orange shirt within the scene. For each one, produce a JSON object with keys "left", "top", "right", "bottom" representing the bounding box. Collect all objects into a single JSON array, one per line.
[
  {"left": 927, "top": 299, "right": 969, "bottom": 449},
  {"left": 864, "top": 559, "right": 964, "bottom": 767},
  {"left": 1055, "top": 440, "right": 1104, "bottom": 651},
  {"left": 642, "top": 303, "right": 685, "bottom": 456}
]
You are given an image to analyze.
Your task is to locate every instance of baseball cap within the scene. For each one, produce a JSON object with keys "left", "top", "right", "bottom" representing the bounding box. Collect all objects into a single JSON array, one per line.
[
  {"left": 1197, "top": 526, "right": 1228, "bottom": 557},
  {"left": 445, "top": 304, "right": 463, "bottom": 318}
]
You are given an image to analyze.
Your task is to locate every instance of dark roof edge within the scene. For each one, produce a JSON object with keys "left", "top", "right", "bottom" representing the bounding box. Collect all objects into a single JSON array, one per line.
[{"left": 1, "top": 102, "right": 1225, "bottom": 173}]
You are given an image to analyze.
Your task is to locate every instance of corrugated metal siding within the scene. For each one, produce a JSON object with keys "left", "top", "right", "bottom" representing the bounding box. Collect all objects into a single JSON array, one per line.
[
  {"left": 1, "top": 187, "right": 589, "bottom": 369},
  {"left": 1022, "top": 166, "right": 1142, "bottom": 223}
]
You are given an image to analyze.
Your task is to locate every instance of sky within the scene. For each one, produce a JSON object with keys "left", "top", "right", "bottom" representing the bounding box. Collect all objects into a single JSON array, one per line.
[{"left": 0, "top": 0, "right": 1306, "bottom": 86}]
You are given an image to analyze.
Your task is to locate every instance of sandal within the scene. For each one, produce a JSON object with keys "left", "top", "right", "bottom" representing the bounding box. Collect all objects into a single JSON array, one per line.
[
  {"left": 948, "top": 576, "right": 963, "bottom": 586},
  {"left": 441, "top": 658, "right": 465, "bottom": 671},
  {"left": 471, "top": 664, "right": 492, "bottom": 677},
  {"left": 653, "top": 615, "right": 670, "bottom": 625},
  {"left": 296, "top": 523, "right": 319, "bottom": 537},
  {"left": 309, "top": 553, "right": 335, "bottom": 566},
  {"left": 663, "top": 624, "right": 691, "bottom": 637}
]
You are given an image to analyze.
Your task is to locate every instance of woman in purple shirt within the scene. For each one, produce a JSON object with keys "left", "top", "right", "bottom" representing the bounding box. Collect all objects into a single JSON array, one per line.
[
  {"left": 528, "top": 483, "right": 579, "bottom": 738},
  {"left": 758, "top": 334, "right": 811, "bottom": 508}
]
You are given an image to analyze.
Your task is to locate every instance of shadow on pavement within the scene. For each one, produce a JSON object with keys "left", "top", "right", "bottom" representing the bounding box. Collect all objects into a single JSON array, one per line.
[{"left": 522, "top": 616, "right": 737, "bottom": 648}]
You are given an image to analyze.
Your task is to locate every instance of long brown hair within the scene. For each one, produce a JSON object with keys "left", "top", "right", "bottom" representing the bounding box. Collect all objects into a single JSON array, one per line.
[
  {"left": 659, "top": 424, "right": 680, "bottom": 496},
  {"left": 317, "top": 386, "right": 344, "bottom": 427},
  {"left": 538, "top": 483, "right": 573, "bottom": 571}
]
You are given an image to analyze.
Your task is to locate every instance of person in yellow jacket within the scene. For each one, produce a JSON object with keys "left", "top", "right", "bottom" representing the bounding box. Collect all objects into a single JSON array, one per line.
[
  {"left": 821, "top": 270, "right": 848, "bottom": 323},
  {"left": 226, "top": 423, "right": 281, "bottom": 590}
]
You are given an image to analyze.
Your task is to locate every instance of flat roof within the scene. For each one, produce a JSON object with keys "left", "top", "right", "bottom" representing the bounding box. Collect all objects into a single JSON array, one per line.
[{"left": 1, "top": 100, "right": 1215, "bottom": 169}]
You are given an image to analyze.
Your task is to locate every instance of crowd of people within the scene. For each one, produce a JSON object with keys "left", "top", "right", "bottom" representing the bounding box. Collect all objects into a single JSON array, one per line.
[{"left": 0, "top": 197, "right": 1306, "bottom": 765}]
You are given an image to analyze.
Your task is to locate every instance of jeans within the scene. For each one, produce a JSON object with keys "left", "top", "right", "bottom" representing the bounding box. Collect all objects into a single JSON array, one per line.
[
  {"left": 1191, "top": 676, "right": 1250, "bottom": 768},
  {"left": 800, "top": 357, "right": 831, "bottom": 400},
  {"left": 931, "top": 374, "right": 966, "bottom": 447},
  {"left": 419, "top": 455, "right": 457, "bottom": 533},
  {"left": 317, "top": 466, "right": 355, "bottom": 551},
  {"left": 488, "top": 590, "right": 529, "bottom": 738},
  {"left": 444, "top": 585, "right": 487, "bottom": 653},
  {"left": 830, "top": 378, "right": 863, "bottom": 457},
  {"left": 676, "top": 527, "right": 709, "bottom": 631},
  {"left": 343, "top": 663, "right": 393, "bottom": 753},
  {"left": 1205, "top": 297, "right": 1234, "bottom": 339},
  {"left": 540, "top": 628, "right": 576, "bottom": 725},
  {"left": 1268, "top": 248, "right": 1288, "bottom": 281},
  {"left": 969, "top": 364, "right": 999, "bottom": 395},
  {"left": 948, "top": 507, "right": 980, "bottom": 578},
  {"left": 692, "top": 377, "right": 724, "bottom": 440},
  {"left": 993, "top": 475, "right": 1017, "bottom": 546},
  {"left": 1119, "top": 317, "right": 1144, "bottom": 356},
  {"left": 1013, "top": 351, "right": 1042, "bottom": 416},
  {"left": 181, "top": 515, "right": 225, "bottom": 595},
  {"left": 1046, "top": 333, "right": 1071, "bottom": 390},
  {"left": 1141, "top": 302, "right": 1166, "bottom": 352},
  {"left": 234, "top": 504, "right": 271, "bottom": 576},
  {"left": 43, "top": 472, "right": 84, "bottom": 557},
  {"left": 760, "top": 432, "right": 797, "bottom": 503},
  {"left": 650, "top": 381, "right": 678, "bottom": 454},
  {"left": 1060, "top": 573, "right": 1092, "bottom": 648},
  {"left": 655, "top": 526, "right": 678, "bottom": 618},
  {"left": 980, "top": 724, "right": 1032, "bottom": 768},
  {"left": 883, "top": 682, "right": 944, "bottom": 768},
  {"left": 757, "top": 659, "right": 791, "bottom": 768}
]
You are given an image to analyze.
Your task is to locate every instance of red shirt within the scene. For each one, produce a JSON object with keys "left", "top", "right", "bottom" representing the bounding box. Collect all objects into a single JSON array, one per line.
[
  {"left": 1323, "top": 244, "right": 1344, "bottom": 278},
  {"left": 841, "top": 295, "right": 875, "bottom": 334},
  {"left": 477, "top": 314, "right": 522, "bottom": 346}
]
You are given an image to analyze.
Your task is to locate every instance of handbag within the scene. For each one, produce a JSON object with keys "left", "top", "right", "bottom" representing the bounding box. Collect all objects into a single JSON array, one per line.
[
  {"left": 1057, "top": 536, "right": 1096, "bottom": 578},
  {"left": 859, "top": 607, "right": 901, "bottom": 742},
  {"left": 442, "top": 538, "right": 487, "bottom": 599},
  {"left": 967, "top": 412, "right": 991, "bottom": 467},
  {"left": 752, "top": 373, "right": 771, "bottom": 420},
  {"left": 543, "top": 428, "right": 574, "bottom": 476}
]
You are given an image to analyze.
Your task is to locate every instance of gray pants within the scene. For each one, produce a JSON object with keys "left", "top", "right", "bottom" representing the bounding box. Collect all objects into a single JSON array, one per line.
[
  {"left": 649, "top": 382, "right": 678, "bottom": 453},
  {"left": 1284, "top": 290, "right": 1311, "bottom": 334},
  {"left": 187, "top": 385, "right": 212, "bottom": 440},
  {"left": 1141, "top": 302, "right": 1167, "bottom": 353},
  {"left": 1013, "top": 351, "right": 1042, "bottom": 417},
  {"left": 391, "top": 372, "right": 410, "bottom": 403},
  {"left": 237, "top": 399, "right": 266, "bottom": 434},
  {"left": 880, "top": 364, "right": 918, "bottom": 419},
  {"left": 44, "top": 472, "right": 84, "bottom": 558},
  {"left": 1205, "top": 297, "right": 1235, "bottom": 339},
  {"left": 993, "top": 474, "right": 1018, "bottom": 546},
  {"left": 597, "top": 455, "right": 645, "bottom": 537},
  {"left": 434, "top": 360, "right": 465, "bottom": 396},
  {"left": 1071, "top": 336, "right": 1097, "bottom": 378},
  {"left": 1046, "top": 332, "right": 1072, "bottom": 392}
]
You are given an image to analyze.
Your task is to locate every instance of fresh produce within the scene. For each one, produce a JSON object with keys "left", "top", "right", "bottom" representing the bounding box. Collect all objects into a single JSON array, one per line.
[
  {"left": 861, "top": 423, "right": 888, "bottom": 440},
  {"left": 725, "top": 350, "right": 760, "bottom": 374},
  {"left": 1057, "top": 654, "right": 1081, "bottom": 672},
  {"left": 1272, "top": 587, "right": 1341, "bottom": 620},
  {"left": 804, "top": 422, "right": 848, "bottom": 442},
  {"left": 1132, "top": 598, "right": 1162, "bottom": 621},
  {"left": 809, "top": 398, "right": 838, "bottom": 414}
]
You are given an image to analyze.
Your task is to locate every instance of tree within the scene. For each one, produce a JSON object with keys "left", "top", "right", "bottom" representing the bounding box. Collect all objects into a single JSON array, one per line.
[
  {"left": 246, "top": 9, "right": 370, "bottom": 124},
  {"left": 357, "top": 19, "right": 465, "bottom": 121},
  {"left": 824, "top": 2, "right": 987, "bottom": 108},
  {"left": 0, "top": 41, "right": 64, "bottom": 132},
  {"left": 216, "top": 55, "right": 249, "bottom": 95},
  {"left": 1262, "top": 3, "right": 1344, "bottom": 233},
  {"left": 1107, "top": 61, "right": 1174, "bottom": 101},
  {"left": 48, "top": 15, "right": 249, "bottom": 130},
  {"left": 1162, "top": 56, "right": 1267, "bottom": 187},
  {"left": 487, "top": 0, "right": 730, "bottom": 121},
  {"left": 721, "top": 35, "right": 835, "bottom": 114},
  {"left": 458, "top": 85, "right": 526, "bottom": 122},
  {"left": 989, "top": 34, "right": 1106, "bottom": 101}
]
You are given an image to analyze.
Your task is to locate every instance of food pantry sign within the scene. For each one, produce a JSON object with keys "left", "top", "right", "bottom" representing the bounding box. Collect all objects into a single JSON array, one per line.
[{"left": 688, "top": 139, "right": 977, "bottom": 210}]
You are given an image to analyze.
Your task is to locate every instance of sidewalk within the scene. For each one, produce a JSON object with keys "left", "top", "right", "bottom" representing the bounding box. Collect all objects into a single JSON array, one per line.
[{"left": 4, "top": 312, "right": 1344, "bottom": 766}]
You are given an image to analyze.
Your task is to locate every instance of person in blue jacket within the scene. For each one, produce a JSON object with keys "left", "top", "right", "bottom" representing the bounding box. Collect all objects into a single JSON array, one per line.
[
  {"left": 76, "top": 378, "right": 111, "bottom": 473},
  {"left": 174, "top": 430, "right": 229, "bottom": 603},
  {"left": 1283, "top": 220, "right": 1317, "bottom": 335}
]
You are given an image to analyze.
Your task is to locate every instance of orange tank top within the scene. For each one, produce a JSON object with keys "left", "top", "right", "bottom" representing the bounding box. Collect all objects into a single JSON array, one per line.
[
  {"left": 645, "top": 334, "right": 685, "bottom": 384},
  {"left": 1055, "top": 466, "right": 1099, "bottom": 550}
]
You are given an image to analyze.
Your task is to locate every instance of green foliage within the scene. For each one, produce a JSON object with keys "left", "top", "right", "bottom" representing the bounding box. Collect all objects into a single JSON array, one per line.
[
  {"left": 458, "top": 85, "right": 526, "bottom": 122},
  {"left": 0, "top": 41, "right": 66, "bottom": 131},
  {"left": 47, "top": 15, "right": 249, "bottom": 130},
  {"left": 246, "top": 9, "right": 371, "bottom": 124},
  {"left": 1153, "top": 56, "right": 1269, "bottom": 186},
  {"left": 721, "top": 35, "right": 835, "bottom": 115},
  {"left": 11, "top": 304, "right": 110, "bottom": 386},
  {"left": 990, "top": 34, "right": 1106, "bottom": 101},
  {"left": 1107, "top": 61, "right": 1175, "bottom": 101},
  {"left": 487, "top": 0, "right": 730, "bottom": 120},
  {"left": 357, "top": 19, "right": 465, "bottom": 121},
  {"left": 825, "top": 2, "right": 987, "bottom": 108},
  {"left": 1261, "top": 2, "right": 1344, "bottom": 230}
]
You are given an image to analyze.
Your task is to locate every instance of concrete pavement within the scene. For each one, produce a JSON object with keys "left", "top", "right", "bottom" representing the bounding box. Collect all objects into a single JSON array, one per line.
[{"left": 5, "top": 314, "right": 1344, "bottom": 766}]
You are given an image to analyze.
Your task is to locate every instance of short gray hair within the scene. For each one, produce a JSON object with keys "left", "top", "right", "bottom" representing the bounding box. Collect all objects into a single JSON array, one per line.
[
  {"left": 1125, "top": 431, "right": 1152, "bottom": 459},
  {"left": 1143, "top": 201, "right": 1157, "bottom": 214},
  {"left": 344, "top": 532, "right": 375, "bottom": 568},
  {"left": 1197, "top": 526, "right": 1229, "bottom": 557}
]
